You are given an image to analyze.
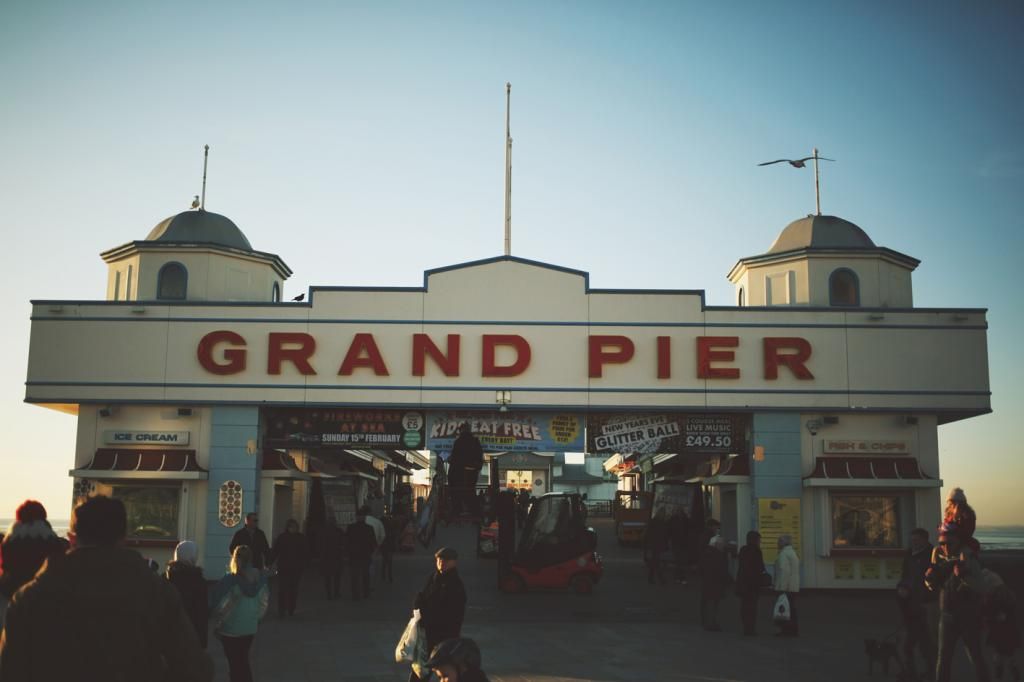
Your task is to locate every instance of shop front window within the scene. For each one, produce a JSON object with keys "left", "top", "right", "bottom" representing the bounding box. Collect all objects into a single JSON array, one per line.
[
  {"left": 109, "top": 485, "right": 180, "bottom": 540},
  {"left": 831, "top": 494, "right": 901, "bottom": 548}
]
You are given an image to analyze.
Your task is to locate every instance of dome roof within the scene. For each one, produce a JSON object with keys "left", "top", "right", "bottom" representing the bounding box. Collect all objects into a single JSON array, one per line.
[
  {"left": 767, "top": 214, "right": 875, "bottom": 253},
  {"left": 146, "top": 210, "right": 253, "bottom": 251}
]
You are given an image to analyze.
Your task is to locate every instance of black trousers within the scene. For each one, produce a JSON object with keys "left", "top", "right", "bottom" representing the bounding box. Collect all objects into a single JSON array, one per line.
[
  {"left": 219, "top": 634, "right": 254, "bottom": 682},
  {"left": 740, "top": 592, "right": 759, "bottom": 634},
  {"left": 700, "top": 592, "right": 722, "bottom": 629},
  {"left": 936, "top": 611, "right": 990, "bottom": 682},
  {"left": 646, "top": 552, "right": 666, "bottom": 584},
  {"left": 381, "top": 550, "right": 394, "bottom": 582},
  {"left": 277, "top": 570, "right": 301, "bottom": 616},
  {"left": 901, "top": 609, "right": 936, "bottom": 675},
  {"left": 323, "top": 568, "right": 342, "bottom": 599},
  {"left": 350, "top": 558, "right": 371, "bottom": 599}
]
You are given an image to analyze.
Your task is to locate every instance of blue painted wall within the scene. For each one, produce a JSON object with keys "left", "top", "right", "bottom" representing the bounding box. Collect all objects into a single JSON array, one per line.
[
  {"left": 751, "top": 412, "right": 803, "bottom": 500},
  {"left": 202, "top": 406, "right": 260, "bottom": 575}
]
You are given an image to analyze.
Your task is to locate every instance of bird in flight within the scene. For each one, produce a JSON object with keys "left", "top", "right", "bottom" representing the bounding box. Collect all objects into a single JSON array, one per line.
[
  {"left": 291, "top": 293, "right": 305, "bottom": 302},
  {"left": 758, "top": 156, "right": 835, "bottom": 168}
]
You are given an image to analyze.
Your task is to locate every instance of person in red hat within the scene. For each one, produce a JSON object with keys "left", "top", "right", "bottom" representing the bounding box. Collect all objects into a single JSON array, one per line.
[{"left": 0, "top": 500, "right": 66, "bottom": 624}]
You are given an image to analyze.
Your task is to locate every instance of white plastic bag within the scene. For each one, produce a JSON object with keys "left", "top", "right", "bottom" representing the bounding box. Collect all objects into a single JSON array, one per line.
[
  {"left": 772, "top": 593, "right": 791, "bottom": 623},
  {"left": 395, "top": 609, "right": 422, "bottom": 663}
]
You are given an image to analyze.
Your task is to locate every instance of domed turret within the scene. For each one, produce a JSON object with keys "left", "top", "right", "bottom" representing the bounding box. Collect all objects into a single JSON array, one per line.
[
  {"left": 727, "top": 214, "right": 918, "bottom": 309},
  {"left": 767, "top": 215, "right": 875, "bottom": 253},
  {"left": 147, "top": 210, "right": 253, "bottom": 251},
  {"left": 101, "top": 207, "right": 291, "bottom": 303}
]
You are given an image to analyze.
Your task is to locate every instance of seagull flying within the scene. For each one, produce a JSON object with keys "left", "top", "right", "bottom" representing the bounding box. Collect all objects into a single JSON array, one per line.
[
  {"left": 758, "top": 156, "right": 835, "bottom": 168},
  {"left": 291, "top": 293, "right": 305, "bottom": 302}
]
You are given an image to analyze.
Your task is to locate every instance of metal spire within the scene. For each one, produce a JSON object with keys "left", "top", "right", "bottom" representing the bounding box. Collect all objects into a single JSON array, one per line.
[
  {"left": 200, "top": 144, "right": 209, "bottom": 211},
  {"left": 504, "top": 83, "right": 512, "bottom": 256},
  {"left": 812, "top": 147, "right": 821, "bottom": 215}
]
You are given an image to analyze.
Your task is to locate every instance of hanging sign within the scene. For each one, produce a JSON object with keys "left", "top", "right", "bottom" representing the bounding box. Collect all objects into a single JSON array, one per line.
[
  {"left": 426, "top": 411, "right": 584, "bottom": 453},
  {"left": 587, "top": 413, "right": 749, "bottom": 455},
  {"left": 263, "top": 408, "right": 425, "bottom": 449}
]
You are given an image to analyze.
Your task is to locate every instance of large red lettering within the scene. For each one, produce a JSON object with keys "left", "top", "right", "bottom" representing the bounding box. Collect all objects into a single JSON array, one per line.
[
  {"left": 697, "top": 336, "right": 740, "bottom": 379},
  {"left": 656, "top": 336, "right": 671, "bottom": 379},
  {"left": 267, "top": 332, "right": 317, "bottom": 375},
  {"left": 412, "top": 334, "right": 460, "bottom": 377},
  {"left": 482, "top": 334, "right": 531, "bottom": 377},
  {"left": 197, "top": 331, "right": 247, "bottom": 375},
  {"left": 338, "top": 333, "right": 390, "bottom": 376},
  {"left": 764, "top": 337, "right": 814, "bottom": 380},
  {"left": 588, "top": 335, "right": 635, "bottom": 378}
]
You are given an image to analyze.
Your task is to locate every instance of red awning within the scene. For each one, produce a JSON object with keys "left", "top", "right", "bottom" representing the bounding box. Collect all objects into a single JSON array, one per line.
[
  {"left": 261, "top": 450, "right": 311, "bottom": 480},
  {"left": 803, "top": 457, "right": 940, "bottom": 488},
  {"left": 71, "top": 449, "right": 207, "bottom": 479}
]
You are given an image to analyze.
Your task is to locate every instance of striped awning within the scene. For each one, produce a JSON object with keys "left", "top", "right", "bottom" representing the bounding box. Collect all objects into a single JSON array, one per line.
[{"left": 71, "top": 448, "right": 207, "bottom": 480}]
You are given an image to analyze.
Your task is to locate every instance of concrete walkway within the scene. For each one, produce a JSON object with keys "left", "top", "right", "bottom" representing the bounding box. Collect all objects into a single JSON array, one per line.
[{"left": 215, "top": 518, "right": 990, "bottom": 682}]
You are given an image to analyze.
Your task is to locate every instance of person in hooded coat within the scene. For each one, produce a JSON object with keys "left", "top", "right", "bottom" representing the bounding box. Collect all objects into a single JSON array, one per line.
[
  {"left": 0, "top": 500, "right": 66, "bottom": 628},
  {"left": 166, "top": 540, "right": 209, "bottom": 648}
]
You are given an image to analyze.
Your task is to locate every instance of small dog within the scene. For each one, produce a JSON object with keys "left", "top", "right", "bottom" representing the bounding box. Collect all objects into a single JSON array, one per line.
[{"left": 864, "top": 638, "right": 900, "bottom": 676}]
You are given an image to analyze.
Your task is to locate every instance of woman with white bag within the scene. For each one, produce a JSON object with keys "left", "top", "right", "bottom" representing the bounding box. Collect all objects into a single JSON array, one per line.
[{"left": 772, "top": 534, "right": 800, "bottom": 637}]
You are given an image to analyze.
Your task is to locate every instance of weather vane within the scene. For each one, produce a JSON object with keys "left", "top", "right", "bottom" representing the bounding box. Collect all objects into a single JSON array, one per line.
[{"left": 758, "top": 148, "right": 835, "bottom": 215}]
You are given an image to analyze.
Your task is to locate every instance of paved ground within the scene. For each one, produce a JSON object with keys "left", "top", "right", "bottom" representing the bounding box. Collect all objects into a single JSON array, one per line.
[{"left": 212, "top": 518, "right": 993, "bottom": 682}]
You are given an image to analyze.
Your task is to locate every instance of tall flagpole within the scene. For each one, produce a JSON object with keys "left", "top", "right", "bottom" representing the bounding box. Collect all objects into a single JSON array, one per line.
[
  {"left": 200, "top": 144, "right": 210, "bottom": 211},
  {"left": 813, "top": 147, "right": 821, "bottom": 215},
  {"left": 504, "top": 83, "right": 512, "bottom": 256}
]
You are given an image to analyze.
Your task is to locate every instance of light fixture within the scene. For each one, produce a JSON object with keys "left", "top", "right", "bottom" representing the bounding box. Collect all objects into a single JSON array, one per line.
[
  {"left": 496, "top": 390, "right": 511, "bottom": 413},
  {"left": 805, "top": 419, "right": 823, "bottom": 436},
  {"left": 753, "top": 445, "right": 766, "bottom": 462},
  {"left": 98, "top": 406, "right": 115, "bottom": 418},
  {"left": 246, "top": 439, "right": 258, "bottom": 456}
]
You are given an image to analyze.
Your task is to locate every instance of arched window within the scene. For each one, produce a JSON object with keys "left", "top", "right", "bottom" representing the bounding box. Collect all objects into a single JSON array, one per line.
[
  {"left": 157, "top": 262, "right": 188, "bottom": 300},
  {"left": 272, "top": 282, "right": 281, "bottom": 302},
  {"left": 829, "top": 268, "right": 860, "bottom": 307},
  {"left": 738, "top": 287, "right": 745, "bottom": 307}
]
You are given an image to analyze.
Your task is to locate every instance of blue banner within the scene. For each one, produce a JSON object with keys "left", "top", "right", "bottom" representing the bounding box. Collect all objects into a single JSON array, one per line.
[{"left": 426, "top": 411, "right": 584, "bottom": 453}]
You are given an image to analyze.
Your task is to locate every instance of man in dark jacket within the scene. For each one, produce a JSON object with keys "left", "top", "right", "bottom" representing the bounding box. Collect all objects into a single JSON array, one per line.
[
  {"left": 347, "top": 510, "right": 377, "bottom": 600},
  {"left": 735, "top": 530, "right": 768, "bottom": 636},
  {"left": 270, "top": 518, "right": 307, "bottom": 617},
  {"left": 926, "top": 522, "right": 990, "bottom": 682},
  {"left": 699, "top": 535, "right": 731, "bottom": 632},
  {"left": 898, "top": 527, "right": 936, "bottom": 678},
  {"left": 447, "top": 424, "right": 484, "bottom": 515},
  {"left": 411, "top": 547, "right": 467, "bottom": 682},
  {"left": 0, "top": 495, "right": 212, "bottom": 681},
  {"left": 667, "top": 510, "right": 690, "bottom": 584},
  {"left": 318, "top": 516, "right": 345, "bottom": 600},
  {"left": 643, "top": 509, "right": 669, "bottom": 585},
  {"left": 230, "top": 512, "right": 271, "bottom": 570}
]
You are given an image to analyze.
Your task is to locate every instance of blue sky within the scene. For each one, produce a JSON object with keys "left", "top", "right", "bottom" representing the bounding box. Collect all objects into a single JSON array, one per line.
[{"left": 1, "top": 1, "right": 1021, "bottom": 523}]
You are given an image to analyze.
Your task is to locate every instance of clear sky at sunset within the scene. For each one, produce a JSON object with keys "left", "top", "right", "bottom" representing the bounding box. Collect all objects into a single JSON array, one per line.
[{"left": 1, "top": 1, "right": 1021, "bottom": 524}]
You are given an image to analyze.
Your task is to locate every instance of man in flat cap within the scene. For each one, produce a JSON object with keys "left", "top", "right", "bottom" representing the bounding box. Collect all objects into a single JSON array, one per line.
[{"left": 410, "top": 548, "right": 467, "bottom": 681}]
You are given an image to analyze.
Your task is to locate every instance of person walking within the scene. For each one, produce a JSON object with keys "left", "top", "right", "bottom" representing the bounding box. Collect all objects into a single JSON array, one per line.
[
  {"left": 347, "top": 509, "right": 377, "bottom": 600},
  {"left": 410, "top": 547, "right": 467, "bottom": 682},
  {"left": 735, "top": 530, "right": 769, "bottom": 636},
  {"left": 667, "top": 509, "right": 691, "bottom": 584},
  {"left": 447, "top": 423, "right": 484, "bottom": 515},
  {"left": 380, "top": 515, "right": 399, "bottom": 583},
  {"left": 643, "top": 508, "right": 669, "bottom": 585},
  {"left": 319, "top": 515, "right": 345, "bottom": 600},
  {"left": 897, "top": 527, "right": 936, "bottom": 678},
  {"left": 926, "top": 521, "right": 990, "bottom": 682},
  {"left": 0, "top": 495, "right": 212, "bottom": 681},
  {"left": 230, "top": 513, "right": 271, "bottom": 570},
  {"left": 699, "top": 535, "right": 731, "bottom": 631},
  {"left": 166, "top": 540, "right": 209, "bottom": 648},
  {"left": 773, "top": 534, "right": 800, "bottom": 637},
  {"left": 425, "top": 638, "right": 490, "bottom": 682},
  {"left": 270, "top": 519, "right": 307, "bottom": 618},
  {"left": 211, "top": 545, "right": 270, "bottom": 682}
]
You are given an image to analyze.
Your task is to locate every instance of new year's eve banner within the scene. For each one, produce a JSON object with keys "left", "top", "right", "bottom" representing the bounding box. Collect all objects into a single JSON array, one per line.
[
  {"left": 263, "top": 408, "right": 425, "bottom": 449},
  {"left": 586, "top": 413, "right": 749, "bottom": 455},
  {"left": 426, "top": 411, "right": 585, "bottom": 453}
]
